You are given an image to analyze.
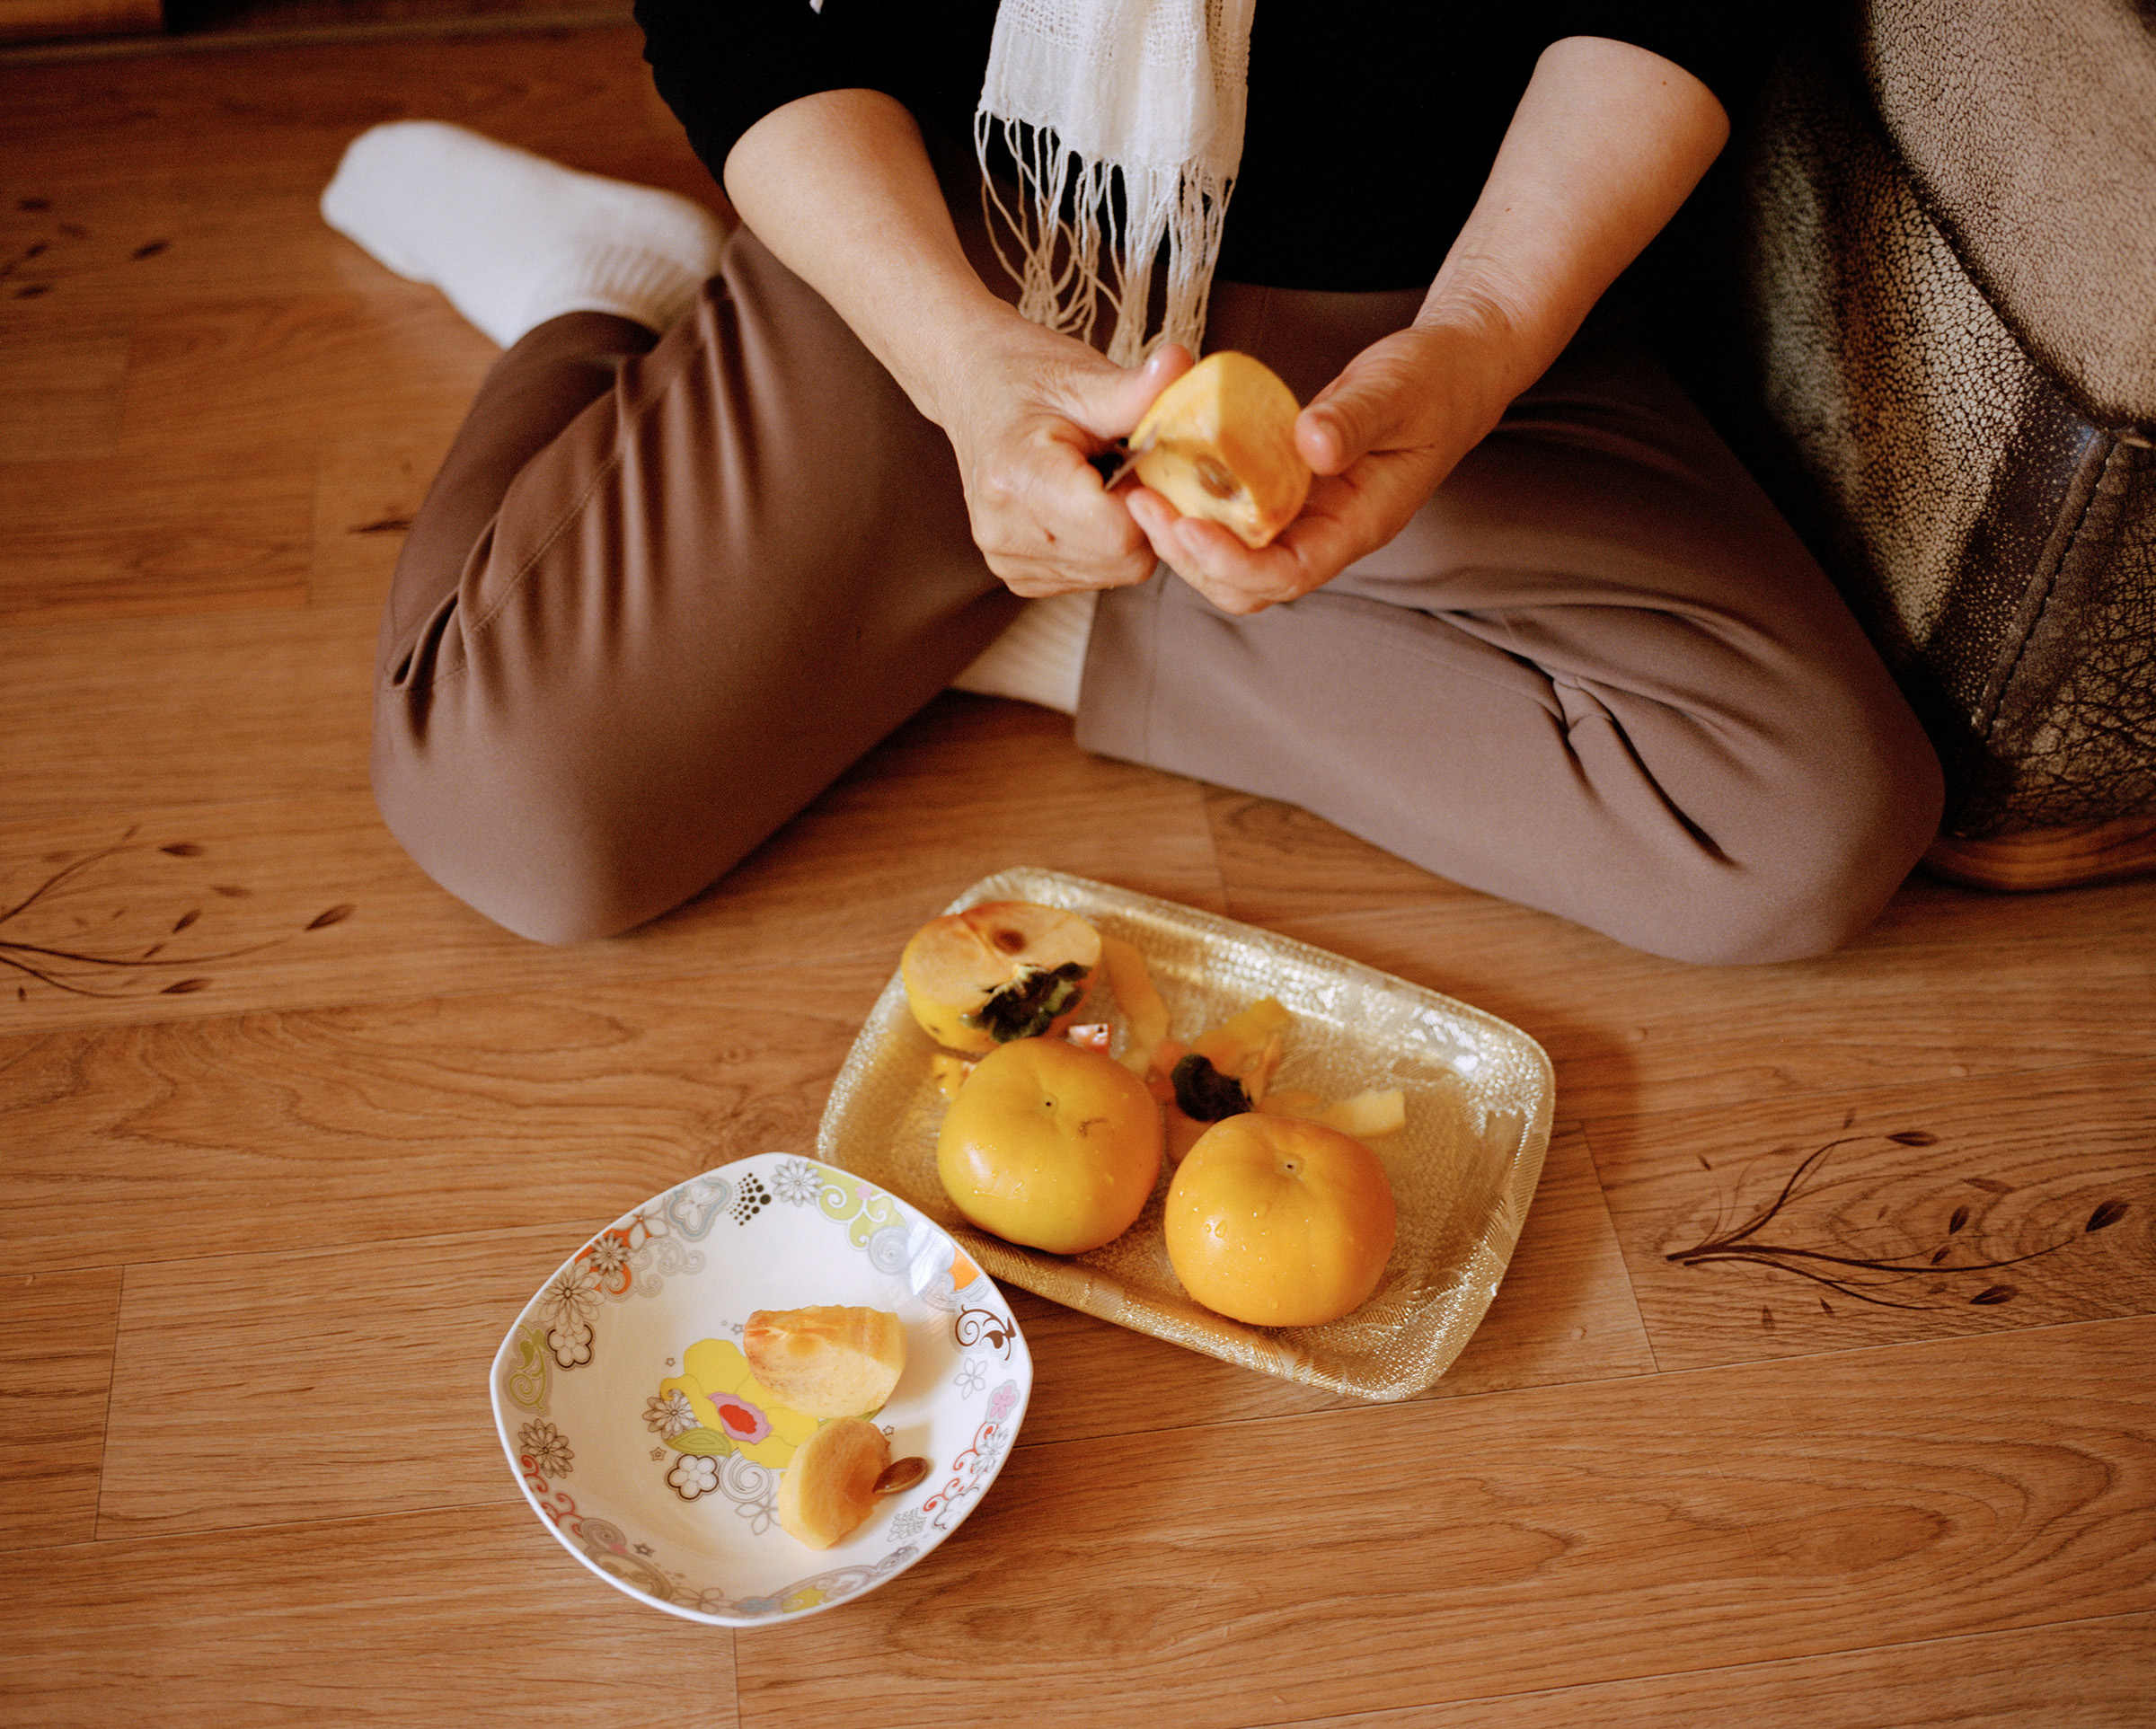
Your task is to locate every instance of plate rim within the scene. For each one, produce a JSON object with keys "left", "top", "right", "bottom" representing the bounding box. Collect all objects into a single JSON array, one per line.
[{"left": 489, "top": 1150, "right": 1035, "bottom": 1628}]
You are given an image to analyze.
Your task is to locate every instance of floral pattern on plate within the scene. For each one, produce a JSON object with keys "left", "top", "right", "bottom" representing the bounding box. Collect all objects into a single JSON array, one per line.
[{"left": 490, "top": 1153, "right": 1033, "bottom": 1626}]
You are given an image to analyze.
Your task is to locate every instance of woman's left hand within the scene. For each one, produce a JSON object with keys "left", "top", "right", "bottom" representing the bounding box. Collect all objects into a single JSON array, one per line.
[
  {"left": 1123, "top": 34, "right": 1735, "bottom": 617},
  {"left": 1122, "top": 321, "right": 1504, "bottom": 615}
]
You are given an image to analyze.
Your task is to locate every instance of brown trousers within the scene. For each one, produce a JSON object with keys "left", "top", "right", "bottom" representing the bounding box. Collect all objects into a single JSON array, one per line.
[{"left": 375, "top": 213, "right": 1943, "bottom": 962}]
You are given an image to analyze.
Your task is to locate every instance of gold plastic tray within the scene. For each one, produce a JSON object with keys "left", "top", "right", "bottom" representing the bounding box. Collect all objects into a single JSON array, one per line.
[{"left": 815, "top": 869, "right": 1554, "bottom": 1401}]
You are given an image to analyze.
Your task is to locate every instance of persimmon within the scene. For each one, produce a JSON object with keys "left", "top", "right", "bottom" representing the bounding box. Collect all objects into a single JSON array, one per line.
[
  {"left": 1128, "top": 351, "right": 1312, "bottom": 549},
  {"left": 1164, "top": 1112, "right": 1395, "bottom": 1326},
  {"left": 743, "top": 1306, "right": 906, "bottom": 1418},
  {"left": 936, "top": 1037, "right": 1162, "bottom": 1255},
  {"left": 901, "top": 901, "right": 1100, "bottom": 1054},
  {"left": 777, "top": 1416, "right": 890, "bottom": 1549}
]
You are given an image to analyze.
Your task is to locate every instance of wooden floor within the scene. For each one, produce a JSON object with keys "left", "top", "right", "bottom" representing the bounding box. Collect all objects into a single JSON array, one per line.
[{"left": 4, "top": 23, "right": 2153, "bottom": 1727}]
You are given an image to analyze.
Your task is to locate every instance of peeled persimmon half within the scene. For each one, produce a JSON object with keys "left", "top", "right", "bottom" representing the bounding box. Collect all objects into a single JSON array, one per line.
[
  {"left": 1127, "top": 350, "right": 1312, "bottom": 549},
  {"left": 900, "top": 900, "right": 1101, "bottom": 1054},
  {"left": 776, "top": 1416, "right": 890, "bottom": 1550},
  {"left": 743, "top": 1305, "right": 906, "bottom": 1418}
]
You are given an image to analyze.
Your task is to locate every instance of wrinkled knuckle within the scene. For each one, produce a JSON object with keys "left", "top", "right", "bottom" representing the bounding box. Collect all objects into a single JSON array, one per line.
[{"left": 976, "top": 467, "right": 1023, "bottom": 511}]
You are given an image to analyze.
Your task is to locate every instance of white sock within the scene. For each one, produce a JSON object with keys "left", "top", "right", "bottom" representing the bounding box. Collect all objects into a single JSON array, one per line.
[
  {"left": 320, "top": 121, "right": 729, "bottom": 348},
  {"left": 951, "top": 589, "right": 1098, "bottom": 715}
]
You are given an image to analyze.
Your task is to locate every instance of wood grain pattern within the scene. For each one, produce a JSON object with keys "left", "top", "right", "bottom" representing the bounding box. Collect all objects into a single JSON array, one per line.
[
  {"left": 0, "top": 1502, "right": 735, "bottom": 1728},
  {"left": 0, "top": 609, "right": 376, "bottom": 819},
  {"left": 6, "top": 22, "right": 2155, "bottom": 1728},
  {"left": 728, "top": 1318, "right": 2156, "bottom": 1729},
  {"left": 0, "top": 304, "right": 131, "bottom": 465},
  {"left": 0, "top": 978, "right": 864, "bottom": 1263},
  {"left": 1296, "top": 1610, "right": 2156, "bottom": 1727},
  {"left": 96, "top": 1222, "right": 614, "bottom": 1537},
  {"left": 309, "top": 431, "right": 446, "bottom": 609},
  {"left": 0, "top": 438, "right": 315, "bottom": 628},
  {"left": 119, "top": 292, "right": 490, "bottom": 455},
  {"left": 0, "top": 1266, "right": 121, "bottom": 1548},
  {"left": 1925, "top": 815, "right": 2156, "bottom": 893},
  {"left": 1592, "top": 1060, "right": 2156, "bottom": 1372},
  {"left": 0, "top": 0, "right": 160, "bottom": 43}
]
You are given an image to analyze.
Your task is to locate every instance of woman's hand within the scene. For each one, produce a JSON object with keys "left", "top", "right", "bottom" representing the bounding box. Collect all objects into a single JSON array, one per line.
[
  {"left": 1124, "top": 320, "right": 1507, "bottom": 614},
  {"left": 1131, "top": 34, "right": 1732, "bottom": 615},
  {"left": 938, "top": 323, "right": 1191, "bottom": 597},
  {"left": 725, "top": 88, "right": 1191, "bottom": 598}
]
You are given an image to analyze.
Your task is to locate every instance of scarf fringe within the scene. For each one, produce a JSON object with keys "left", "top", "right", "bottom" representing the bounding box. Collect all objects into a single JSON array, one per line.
[{"left": 975, "top": 109, "right": 1233, "bottom": 366}]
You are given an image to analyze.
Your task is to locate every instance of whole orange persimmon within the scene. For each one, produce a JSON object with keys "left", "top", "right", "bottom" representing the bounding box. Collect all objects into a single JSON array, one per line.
[
  {"left": 936, "top": 1037, "right": 1163, "bottom": 1255},
  {"left": 1164, "top": 1113, "right": 1396, "bottom": 1326}
]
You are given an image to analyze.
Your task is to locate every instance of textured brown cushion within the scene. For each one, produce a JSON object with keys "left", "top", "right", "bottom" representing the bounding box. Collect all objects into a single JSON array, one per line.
[
  {"left": 1738, "top": 16, "right": 2156, "bottom": 837},
  {"left": 1861, "top": 0, "right": 2156, "bottom": 428}
]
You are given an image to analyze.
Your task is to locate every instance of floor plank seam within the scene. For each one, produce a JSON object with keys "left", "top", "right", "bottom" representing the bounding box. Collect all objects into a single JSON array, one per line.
[
  {"left": 25, "top": 1213, "right": 628, "bottom": 1284},
  {"left": 60, "top": 1493, "right": 531, "bottom": 1556},
  {"left": 1568, "top": 1051, "right": 2156, "bottom": 1134},
  {"left": 84, "top": 1259, "right": 129, "bottom": 1547},
  {"left": 0, "top": 958, "right": 886, "bottom": 1037},
  {"left": 0, "top": 8, "right": 633, "bottom": 66},
  {"left": 1573, "top": 1116, "right": 1665, "bottom": 1378},
  {"left": 1264, "top": 1603, "right": 2156, "bottom": 1728}
]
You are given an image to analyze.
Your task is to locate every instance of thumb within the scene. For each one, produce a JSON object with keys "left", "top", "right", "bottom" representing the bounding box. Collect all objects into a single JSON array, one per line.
[
  {"left": 1296, "top": 340, "right": 1427, "bottom": 475},
  {"left": 1064, "top": 342, "right": 1194, "bottom": 442}
]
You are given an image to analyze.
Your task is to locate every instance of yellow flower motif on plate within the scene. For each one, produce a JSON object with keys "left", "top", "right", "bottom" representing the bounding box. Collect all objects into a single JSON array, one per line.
[{"left": 659, "top": 1339, "right": 817, "bottom": 1468}]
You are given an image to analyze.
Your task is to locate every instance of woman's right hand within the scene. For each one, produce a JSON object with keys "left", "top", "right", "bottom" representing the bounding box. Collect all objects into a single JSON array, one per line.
[
  {"left": 932, "top": 322, "right": 1190, "bottom": 597},
  {"left": 726, "top": 89, "right": 1191, "bottom": 599}
]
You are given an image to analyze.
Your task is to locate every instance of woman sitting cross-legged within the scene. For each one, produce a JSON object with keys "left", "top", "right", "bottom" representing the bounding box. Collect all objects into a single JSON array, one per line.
[{"left": 320, "top": 2, "right": 1942, "bottom": 963}]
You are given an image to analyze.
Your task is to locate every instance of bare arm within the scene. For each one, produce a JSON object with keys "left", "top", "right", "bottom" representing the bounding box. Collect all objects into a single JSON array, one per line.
[
  {"left": 722, "top": 88, "right": 1188, "bottom": 597},
  {"left": 1124, "top": 34, "right": 1734, "bottom": 613}
]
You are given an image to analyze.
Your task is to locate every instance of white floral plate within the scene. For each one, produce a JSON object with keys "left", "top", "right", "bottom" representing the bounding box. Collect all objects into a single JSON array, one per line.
[{"left": 489, "top": 1153, "right": 1033, "bottom": 1627}]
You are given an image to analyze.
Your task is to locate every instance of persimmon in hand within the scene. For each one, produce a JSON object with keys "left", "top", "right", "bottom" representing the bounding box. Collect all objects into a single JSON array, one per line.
[{"left": 1127, "top": 351, "right": 1312, "bottom": 549}]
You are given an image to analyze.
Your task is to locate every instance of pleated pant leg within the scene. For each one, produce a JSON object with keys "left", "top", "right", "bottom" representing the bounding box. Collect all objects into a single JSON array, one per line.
[
  {"left": 1082, "top": 286, "right": 1946, "bottom": 964},
  {"left": 373, "top": 209, "right": 1940, "bottom": 959},
  {"left": 372, "top": 228, "right": 1023, "bottom": 943}
]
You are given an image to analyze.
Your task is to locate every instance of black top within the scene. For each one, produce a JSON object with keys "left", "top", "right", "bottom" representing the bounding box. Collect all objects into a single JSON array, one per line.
[{"left": 637, "top": 0, "right": 1783, "bottom": 293}]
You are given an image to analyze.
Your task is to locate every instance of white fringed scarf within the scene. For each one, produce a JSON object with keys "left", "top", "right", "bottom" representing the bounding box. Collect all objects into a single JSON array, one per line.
[{"left": 975, "top": 0, "right": 1254, "bottom": 365}]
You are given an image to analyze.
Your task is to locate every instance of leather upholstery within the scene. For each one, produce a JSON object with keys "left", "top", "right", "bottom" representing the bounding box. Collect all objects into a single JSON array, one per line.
[
  {"left": 1862, "top": 0, "right": 2156, "bottom": 428},
  {"left": 1736, "top": 8, "right": 2156, "bottom": 838}
]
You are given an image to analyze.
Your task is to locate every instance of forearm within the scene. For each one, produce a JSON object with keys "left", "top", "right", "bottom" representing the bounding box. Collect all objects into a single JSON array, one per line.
[
  {"left": 1415, "top": 34, "right": 1731, "bottom": 419},
  {"left": 721, "top": 87, "right": 1013, "bottom": 429},
  {"left": 1148, "top": 36, "right": 1732, "bottom": 613},
  {"left": 722, "top": 86, "right": 1178, "bottom": 598}
]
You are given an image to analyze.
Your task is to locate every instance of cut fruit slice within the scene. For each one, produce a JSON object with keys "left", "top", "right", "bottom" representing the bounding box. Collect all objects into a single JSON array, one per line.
[
  {"left": 742, "top": 1305, "right": 906, "bottom": 1418},
  {"left": 1128, "top": 351, "right": 1312, "bottom": 549},
  {"left": 1099, "top": 934, "right": 1169, "bottom": 1077},
  {"left": 777, "top": 1416, "right": 891, "bottom": 1549},
  {"left": 900, "top": 900, "right": 1102, "bottom": 1054}
]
